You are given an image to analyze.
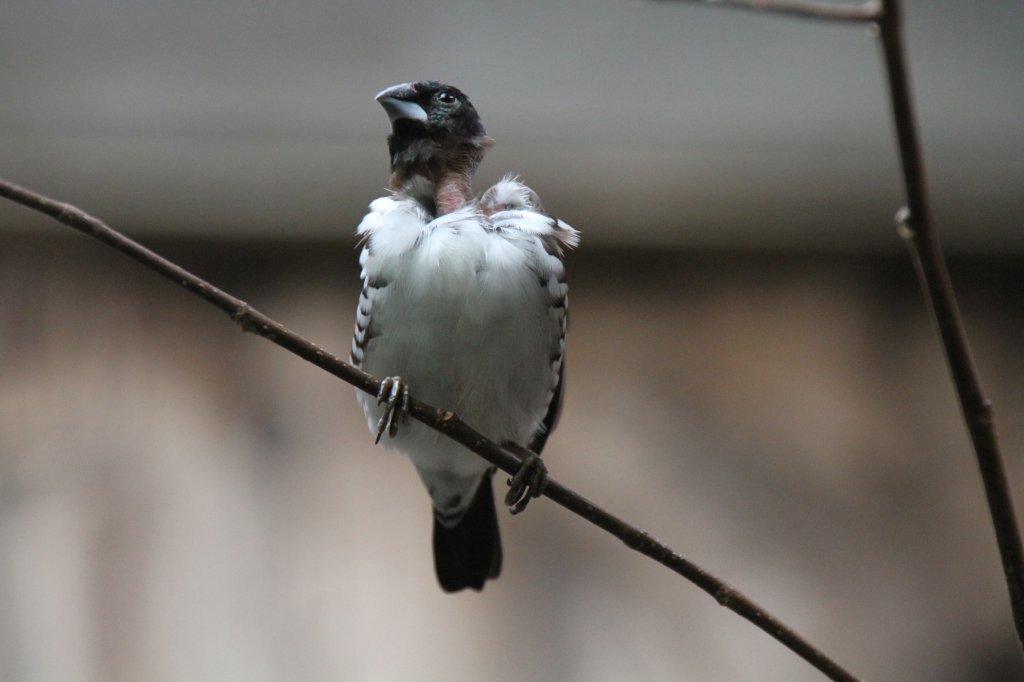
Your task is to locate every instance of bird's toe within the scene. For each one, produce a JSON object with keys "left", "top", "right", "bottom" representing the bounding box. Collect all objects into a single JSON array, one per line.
[
  {"left": 502, "top": 442, "right": 548, "bottom": 514},
  {"left": 375, "top": 376, "right": 410, "bottom": 443}
]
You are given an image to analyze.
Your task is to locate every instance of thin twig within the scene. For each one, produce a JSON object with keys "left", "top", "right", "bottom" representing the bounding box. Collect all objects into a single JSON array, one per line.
[
  {"left": 877, "top": 0, "right": 1024, "bottom": 650},
  {"left": 669, "top": 0, "right": 1024, "bottom": 656},
  {"left": 661, "top": 0, "right": 881, "bottom": 23},
  {"left": 0, "top": 178, "right": 860, "bottom": 680}
]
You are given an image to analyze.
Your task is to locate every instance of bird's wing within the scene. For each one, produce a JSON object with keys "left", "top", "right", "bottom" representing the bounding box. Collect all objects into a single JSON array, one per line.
[
  {"left": 350, "top": 196, "right": 432, "bottom": 368},
  {"left": 482, "top": 176, "right": 578, "bottom": 454}
]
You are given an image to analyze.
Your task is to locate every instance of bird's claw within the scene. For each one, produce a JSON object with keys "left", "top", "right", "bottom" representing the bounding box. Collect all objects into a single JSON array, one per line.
[
  {"left": 375, "top": 376, "right": 409, "bottom": 443},
  {"left": 502, "top": 442, "right": 548, "bottom": 514}
]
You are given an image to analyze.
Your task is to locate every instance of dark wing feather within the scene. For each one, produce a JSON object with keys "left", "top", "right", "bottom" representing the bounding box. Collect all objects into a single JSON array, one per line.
[{"left": 528, "top": 360, "right": 563, "bottom": 454}]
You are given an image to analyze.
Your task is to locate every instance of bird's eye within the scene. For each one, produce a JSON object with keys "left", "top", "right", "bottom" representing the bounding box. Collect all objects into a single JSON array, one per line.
[{"left": 436, "top": 90, "right": 457, "bottom": 105}]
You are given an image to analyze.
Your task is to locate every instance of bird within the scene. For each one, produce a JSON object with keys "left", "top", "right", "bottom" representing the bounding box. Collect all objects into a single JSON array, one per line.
[{"left": 351, "top": 81, "right": 579, "bottom": 592}]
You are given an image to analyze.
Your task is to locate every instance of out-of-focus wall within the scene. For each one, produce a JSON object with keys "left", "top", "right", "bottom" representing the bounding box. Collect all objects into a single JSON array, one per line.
[
  {"left": 2, "top": 235, "right": 1022, "bottom": 681},
  {"left": 3, "top": 4, "right": 1023, "bottom": 679},
  {"left": 1, "top": 0, "right": 1022, "bottom": 251}
]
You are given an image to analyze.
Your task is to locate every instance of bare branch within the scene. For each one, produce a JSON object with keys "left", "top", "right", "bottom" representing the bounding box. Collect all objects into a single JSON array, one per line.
[
  {"left": 667, "top": 0, "right": 1024, "bottom": 656},
  {"left": 660, "top": 0, "right": 881, "bottom": 23},
  {"left": 0, "top": 178, "right": 861, "bottom": 681},
  {"left": 876, "top": 0, "right": 1024, "bottom": 650}
]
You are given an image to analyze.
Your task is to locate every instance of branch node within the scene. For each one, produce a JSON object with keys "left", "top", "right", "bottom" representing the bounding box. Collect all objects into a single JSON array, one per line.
[
  {"left": 623, "top": 529, "right": 652, "bottom": 551},
  {"left": 57, "top": 202, "right": 85, "bottom": 226},
  {"left": 972, "top": 399, "right": 995, "bottom": 427},
  {"left": 894, "top": 206, "right": 914, "bottom": 240},
  {"left": 231, "top": 303, "right": 258, "bottom": 333}
]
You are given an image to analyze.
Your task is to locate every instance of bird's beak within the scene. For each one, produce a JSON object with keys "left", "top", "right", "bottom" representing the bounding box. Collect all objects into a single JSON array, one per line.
[{"left": 375, "top": 83, "right": 428, "bottom": 124}]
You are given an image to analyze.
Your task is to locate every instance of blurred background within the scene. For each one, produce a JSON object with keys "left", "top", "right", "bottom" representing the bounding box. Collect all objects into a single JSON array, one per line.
[{"left": 2, "top": 1, "right": 1023, "bottom": 680}]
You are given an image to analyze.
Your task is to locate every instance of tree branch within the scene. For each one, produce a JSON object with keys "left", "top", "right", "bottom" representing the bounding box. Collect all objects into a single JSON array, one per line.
[
  {"left": 666, "top": 0, "right": 1024, "bottom": 656},
  {"left": 876, "top": 0, "right": 1024, "bottom": 650},
  {"left": 0, "top": 177, "right": 860, "bottom": 681},
  {"left": 661, "top": 0, "right": 881, "bottom": 23}
]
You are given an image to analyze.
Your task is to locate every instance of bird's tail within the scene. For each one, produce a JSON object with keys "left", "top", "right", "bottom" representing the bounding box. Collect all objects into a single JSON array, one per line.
[{"left": 432, "top": 475, "right": 502, "bottom": 592}]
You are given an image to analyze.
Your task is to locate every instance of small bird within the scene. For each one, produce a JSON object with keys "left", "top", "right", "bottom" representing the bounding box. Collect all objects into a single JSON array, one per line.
[{"left": 351, "top": 81, "right": 578, "bottom": 592}]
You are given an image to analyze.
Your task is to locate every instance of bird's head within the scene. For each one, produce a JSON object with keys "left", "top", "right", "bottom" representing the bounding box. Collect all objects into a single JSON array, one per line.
[{"left": 375, "top": 81, "right": 493, "bottom": 212}]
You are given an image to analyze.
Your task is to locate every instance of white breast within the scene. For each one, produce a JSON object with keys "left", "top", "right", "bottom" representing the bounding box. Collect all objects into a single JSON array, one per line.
[{"left": 353, "top": 197, "right": 569, "bottom": 483}]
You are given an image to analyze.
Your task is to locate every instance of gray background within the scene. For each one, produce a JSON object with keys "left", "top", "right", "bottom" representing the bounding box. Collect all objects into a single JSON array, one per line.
[
  {"left": 2, "top": 2, "right": 1023, "bottom": 681},
  {"left": 2, "top": 1, "right": 1022, "bottom": 250}
]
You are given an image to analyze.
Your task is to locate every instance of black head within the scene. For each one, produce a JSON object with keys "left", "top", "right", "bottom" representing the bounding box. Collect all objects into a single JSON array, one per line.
[
  {"left": 376, "top": 81, "right": 486, "bottom": 142},
  {"left": 375, "top": 81, "right": 492, "bottom": 185}
]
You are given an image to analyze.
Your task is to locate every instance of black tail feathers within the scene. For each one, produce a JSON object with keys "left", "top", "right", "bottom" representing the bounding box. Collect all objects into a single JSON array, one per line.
[{"left": 432, "top": 475, "right": 502, "bottom": 592}]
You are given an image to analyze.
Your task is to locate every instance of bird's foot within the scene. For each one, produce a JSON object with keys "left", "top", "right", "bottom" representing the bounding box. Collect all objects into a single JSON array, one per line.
[
  {"left": 375, "top": 376, "right": 409, "bottom": 443},
  {"left": 502, "top": 442, "right": 548, "bottom": 514}
]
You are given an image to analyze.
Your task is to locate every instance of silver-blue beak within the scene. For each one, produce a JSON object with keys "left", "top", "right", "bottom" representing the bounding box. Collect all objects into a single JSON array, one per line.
[{"left": 375, "top": 83, "right": 428, "bottom": 123}]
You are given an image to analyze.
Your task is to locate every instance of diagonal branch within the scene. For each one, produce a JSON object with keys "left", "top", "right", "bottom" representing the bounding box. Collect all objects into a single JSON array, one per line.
[
  {"left": 662, "top": 0, "right": 881, "bottom": 23},
  {"left": 877, "top": 0, "right": 1024, "bottom": 650},
  {"left": 0, "top": 178, "right": 858, "bottom": 682}
]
